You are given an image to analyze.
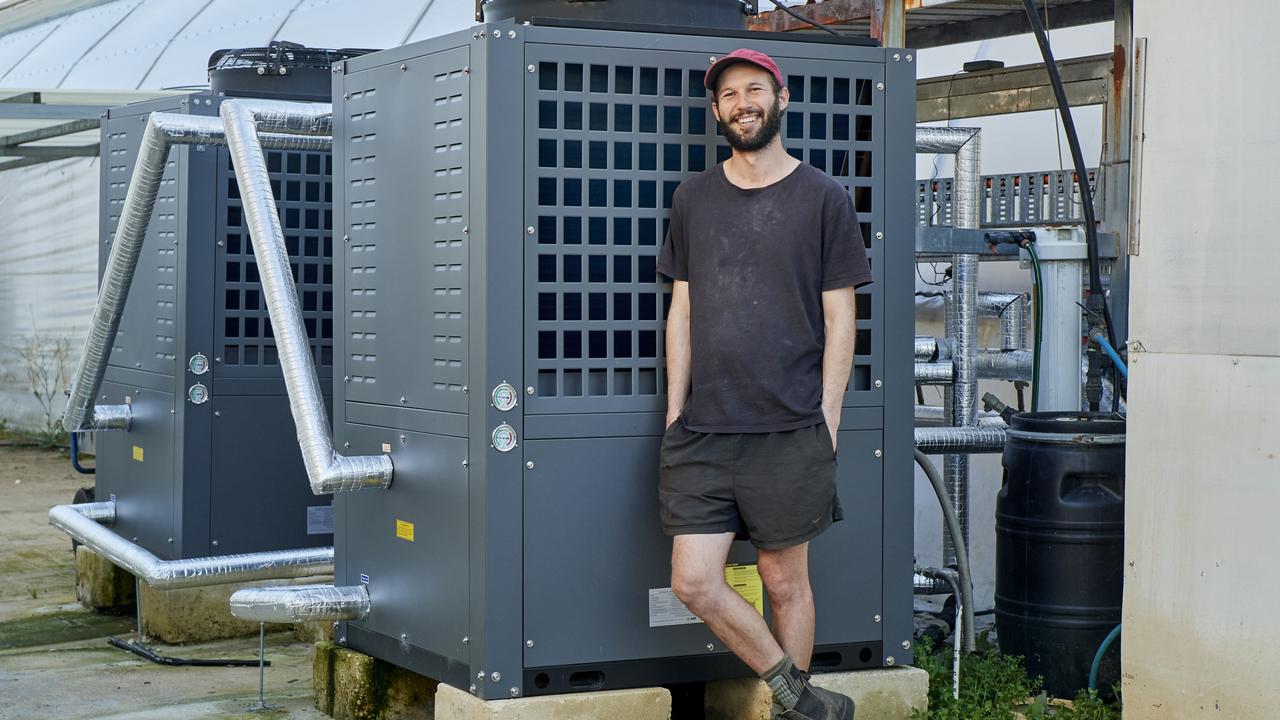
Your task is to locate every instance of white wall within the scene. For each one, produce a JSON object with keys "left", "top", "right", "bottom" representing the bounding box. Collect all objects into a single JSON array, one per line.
[{"left": 1124, "top": 2, "right": 1280, "bottom": 717}]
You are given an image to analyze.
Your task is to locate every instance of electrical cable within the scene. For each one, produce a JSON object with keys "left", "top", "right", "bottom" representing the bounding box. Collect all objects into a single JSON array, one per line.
[
  {"left": 1019, "top": 0, "right": 1117, "bottom": 353},
  {"left": 1027, "top": 243, "right": 1044, "bottom": 412},
  {"left": 765, "top": 0, "right": 842, "bottom": 35}
]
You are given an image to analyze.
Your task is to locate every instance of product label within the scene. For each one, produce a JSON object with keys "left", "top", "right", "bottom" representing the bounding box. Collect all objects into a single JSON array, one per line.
[
  {"left": 395, "top": 519, "right": 415, "bottom": 542},
  {"left": 131, "top": 445, "right": 144, "bottom": 462},
  {"left": 648, "top": 563, "right": 764, "bottom": 628}
]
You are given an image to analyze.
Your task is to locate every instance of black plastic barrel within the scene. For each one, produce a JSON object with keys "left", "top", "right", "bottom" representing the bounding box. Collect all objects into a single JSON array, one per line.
[{"left": 995, "top": 412, "right": 1125, "bottom": 698}]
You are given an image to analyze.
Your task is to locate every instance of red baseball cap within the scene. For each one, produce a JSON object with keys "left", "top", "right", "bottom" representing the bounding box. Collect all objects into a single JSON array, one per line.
[{"left": 704, "top": 48, "right": 784, "bottom": 93}]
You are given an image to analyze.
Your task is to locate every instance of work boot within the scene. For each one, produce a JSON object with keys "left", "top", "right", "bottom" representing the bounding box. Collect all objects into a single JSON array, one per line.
[{"left": 778, "top": 684, "right": 856, "bottom": 720}]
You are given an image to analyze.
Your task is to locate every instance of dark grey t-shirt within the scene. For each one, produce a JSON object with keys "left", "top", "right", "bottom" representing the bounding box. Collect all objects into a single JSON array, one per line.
[{"left": 657, "top": 161, "right": 873, "bottom": 433}]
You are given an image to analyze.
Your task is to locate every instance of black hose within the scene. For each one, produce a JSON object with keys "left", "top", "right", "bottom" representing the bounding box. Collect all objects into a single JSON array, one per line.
[
  {"left": 108, "top": 637, "right": 268, "bottom": 667},
  {"left": 1019, "top": 0, "right": 1118, "bottom": 351},
  {"left": 70, "top": 432, "right": 95, "bottom": 475}
]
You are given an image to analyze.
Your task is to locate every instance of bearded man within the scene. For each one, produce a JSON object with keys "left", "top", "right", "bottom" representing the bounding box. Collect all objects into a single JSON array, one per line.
[{"left": 656, "top": 49, "right": 873, "bottom": 720}]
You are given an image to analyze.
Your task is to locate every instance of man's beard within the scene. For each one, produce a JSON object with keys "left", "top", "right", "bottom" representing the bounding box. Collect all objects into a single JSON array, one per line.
[{"left": 717, "top": 96, "right": 783, "bottom": 153}]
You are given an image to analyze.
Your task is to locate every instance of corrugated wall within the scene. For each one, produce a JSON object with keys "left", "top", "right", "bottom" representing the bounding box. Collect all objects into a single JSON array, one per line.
[
  {"left": 0, "top": 156, "right": 97, "bottom": 430},
  {"left": 1124, "top": 2, "right": 1280, "bottom": 717}
]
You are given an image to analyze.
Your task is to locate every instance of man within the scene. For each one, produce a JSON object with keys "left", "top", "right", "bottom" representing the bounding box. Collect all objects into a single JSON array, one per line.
[{"left": 656, "top": 49, "right": 873, "bottom": 720}]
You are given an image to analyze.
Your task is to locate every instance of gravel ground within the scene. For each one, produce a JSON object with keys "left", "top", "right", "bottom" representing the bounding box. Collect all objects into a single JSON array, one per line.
[{"left": 0, "top": 445, "right": 326, "bottom": 720}]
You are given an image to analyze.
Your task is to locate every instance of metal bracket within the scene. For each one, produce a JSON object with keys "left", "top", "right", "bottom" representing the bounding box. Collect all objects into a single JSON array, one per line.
[{"left": 915, "top": 227, "right": 1020, "bottom": 258}]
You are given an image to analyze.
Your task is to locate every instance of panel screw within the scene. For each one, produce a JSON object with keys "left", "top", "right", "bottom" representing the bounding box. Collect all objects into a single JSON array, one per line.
[
  {"left": 463, "top": 226, "right": 470, "bottom": 234},
  {"left": 527, "top": 64, "right": 535, "bottom": 73},
  {"left": 344, "top": 375, "right": 351, "bottom": 382},
  {"left": 508, "top": 30, "right": 516, "bottom": 38},
  {"left": 706, "top": 643, "right": 715, "bottom": 652},
  {"left": 400, "top": 632, "right": 408, "bottom": 642},
  {"left": 906, "top": 54, "right": 913, "bottom": 62},
  {"left": 493, "top": 29, "right": 501, "bottom": 38},
  {"left": 470, "top": 684, "right": 477, "bottom": 694},
  {"left": 344, "top": 442, "right": 351, "bottom": 449},
  {"left": 339, "top": 636, "right": 346, "bottom": 644},
  {"left": 892, "top": 53, "right": 901, "bottom": 61},
  {"left": 510, "top": 687, "right": 520, "bottom": 697},
  {"left": 874, "top": 449, "right": 882, "bottom": 458},
  {"left": 400, "top": 63, "right": 408, "bottom": 71},
  {"left": 212, "top": 540, "right": 219, "bottom": 547},
  {"left": 874, "top": 379, "right": 883, "bottom": 388},
  {"left": 876, "top": 82, "right": 885, "bottom": 91},
  {"left": 400, "top": 396, "right": 407, "bottom": 404},
  {"left": 526, "top": 387, "right": 535, "bottom": 395},
  {"left": 875, "top": 231, "right": 884, "bottom": 240},
  {"left": 477, "top": 671, "right": 485, "bottom": 681},
  {"left": 462, "top": 459, "right": 469, "bottom": 468},
  {"left": 527, "top": 226, "right": 535, "bottom": 235},
  {"left": 213, "top": 410, "right": 221, "bottom": 417},
  {"left": 167, "top": 537, "right": 173, "bottom": 543},
  {"left": 709, "top": 56, "right": 717, "bottom": 64},
  {"left": 490, "top": 671, "right": 501, "bottom": 682},
  {"left": 343, "top": 234, "right": 350, "bottom": 242},
  {"left": 526, "top": 461, "right": 535, "bottom": 469},
  {"left": 886, "top": 656, "right": 896, "bottom": 666},
  {"left": 874, "top": 614, "right": 882, "bottom": 623},
  {"left": 463, "top": 636, "right": 469, "bottom": 644},
  {"left": 343, "top": 93, "right": 350, "bottom": 100},
  {"left": 462, "top": 385, "right": 469, "bottom": 393},
  {"left": 400, "top": 434, "right": 406, "bottom": 443},
  {"left": 902, "top": 640, "right": 911, "bottom": 650},
  {"left": 216, "top": 240, "right": 223, "bottom": 246},
  {"left": 526, "top": 639, "right": 534, "bottom": 647}
]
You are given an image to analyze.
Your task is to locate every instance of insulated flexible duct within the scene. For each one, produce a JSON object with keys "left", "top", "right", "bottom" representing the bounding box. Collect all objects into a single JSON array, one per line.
[
  {"left": 914, "top": 406, "right": 1004, "bottom": 426},
  {"left": 917, "top": 127, "right": 982, "bottom": 568},
  {"left": 229, "top": 584, "right": 370, "bottom": 623},
  {"left": 914, "top": 426, "right": 1007, "bottom": 455},
  {"left": 915, "top": 362, "right": 954, "bottom": 385},
  {"left": 220, "top": 99, "right": 392, "bottom": 494},
  {"left": 49, "top": 502, "right": 333, "bottom": 589},
  {"left": 915, "top": 336, "right": 939, "bottom": 362},
  {"left": 975, "top": 349, "right": 1033, "bottom": 382},
  {"left": 62, "top": 112, "right": 331, "bottom": 432}
]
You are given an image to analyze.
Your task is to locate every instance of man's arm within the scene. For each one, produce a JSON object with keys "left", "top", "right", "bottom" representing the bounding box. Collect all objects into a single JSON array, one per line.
[
  {"left": 820, "top": 286, "right": 858, "bottom": 450},
  {"left": 665, "top": 280, "right": 692, "bottom": 428}
]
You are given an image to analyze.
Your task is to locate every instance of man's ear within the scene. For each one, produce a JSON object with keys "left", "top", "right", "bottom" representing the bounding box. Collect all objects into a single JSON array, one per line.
[
  {"left": 777, "top": 85, "right": 790, "bottom": 113},
  {"left": 711, "top": 99, "right": 721, "bottom": 123}
]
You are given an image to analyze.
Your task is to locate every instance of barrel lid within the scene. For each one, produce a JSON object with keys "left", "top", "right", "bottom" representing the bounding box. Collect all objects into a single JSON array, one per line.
[{"left": 1010, "top": 411, "right": 1125, "bottom": 436}]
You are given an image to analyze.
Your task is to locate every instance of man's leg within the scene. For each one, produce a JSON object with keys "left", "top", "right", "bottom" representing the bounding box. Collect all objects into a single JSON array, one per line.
[
  {"left": 670, "top": 532, "right": 784, "bottom": 674},
  {"left": 757, "top": 541, "right": 815, "bottom": 671}
]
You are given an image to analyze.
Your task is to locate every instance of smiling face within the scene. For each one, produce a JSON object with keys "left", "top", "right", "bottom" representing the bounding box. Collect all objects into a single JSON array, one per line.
[{"left": 712, "top": 62, "right": 789, "bottom": 153}]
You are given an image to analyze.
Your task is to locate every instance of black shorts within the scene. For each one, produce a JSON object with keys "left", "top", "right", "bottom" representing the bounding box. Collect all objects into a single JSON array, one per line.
[{"left": 658, "top": 420, "right": 843, "bottom": 550}]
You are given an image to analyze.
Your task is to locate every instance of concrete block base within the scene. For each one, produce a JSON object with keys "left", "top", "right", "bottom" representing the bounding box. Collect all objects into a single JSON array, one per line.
[
  {"left": 74, "top": 546, "right": 135, "bottom": 611},
  {"left": 313, "top": 641, "right": 438, "bottom": 719},
  {"left": 704, "top": 667, "right": 929, "bottom": 720},
  {"left": 137, "top": 574, "right": 332, "bottom": 644},
  {"left": 435, "top": 683, "right": 671, "bottom": 720}
]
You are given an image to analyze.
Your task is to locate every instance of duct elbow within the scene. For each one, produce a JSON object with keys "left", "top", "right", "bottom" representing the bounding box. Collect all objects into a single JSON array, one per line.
[
  {"left": 230, "top": 584, "right": 370, "bottom": 623},
  {"left": 307, "top": 453, "right": 395, "bottom": 495},
  {"left": 90, "top": 404, "right": 132, "bottom": 431}
]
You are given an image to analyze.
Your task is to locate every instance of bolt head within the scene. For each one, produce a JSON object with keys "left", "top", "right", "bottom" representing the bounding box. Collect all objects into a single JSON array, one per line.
[
  {"left": 490, "top": 671, "right": 501, "bottom": 682},
  {"left": 463, "top": 636, "right": 469, "bottom": 644},
  {"left": 874, "top": 379, "right": 883, "bottom": 388},
  {"left": 874, "top": 449, "right": 882, "bottom": 458},
  {"left": 510, "top": 687, "right": 520, "bottom": 697},
  {"left": 886, "top": 655, "right": 896, "bottom": 666},
  {"left": 478, "top": 671, "right": 485, "bottom": 680},
  {"left": 902, "top": 640, "right": 912, "bottom": 650},
  {"left": 399, "top": 396, "right": 407, "bottom": 404},
  {"left": 876, "top": 82, "right": 885, "bottom": 91},
  {"left": 874, "top": 614, "right": 882, "bottom": 623},
  {"left": 709, "top": 56, "right": 717, "bottom": 64},
  {"left": 527, "top": 64, "right": 536, "bottom": 73},
  {"left": 508, "top": 30, "right": 516, "bottom": 38},
  {"left": 527, "top": 226, "right": 535, "bottom": 235},
  {"left": 526, "top": 461, "right": 534, "bottom": 469},
  {"left": 344, "top": 375, "right": 351, "bottom": 382},
  {"left": 493, "top": 29, "right": 501, "bottom": 38},
  {"left": 526, "top": 386, "right": 535, "bottom": 395},
  {"left": 400, "top": 63, "right": 407, "bottom": 71},
  {"left": 906, "top": 54, "right": 913, "bottom": 62},
  {"left": 893, "top": 52, "right": 901, "bottom": 61},
  {"left": 525, "top": 639, "right": 534, "bottom": 647},
  {"left": 706, "top": 643, "right": 715, "bottom": 652},
  {"left": 470, "top": 684, "right": 477, "bottom": 694}
]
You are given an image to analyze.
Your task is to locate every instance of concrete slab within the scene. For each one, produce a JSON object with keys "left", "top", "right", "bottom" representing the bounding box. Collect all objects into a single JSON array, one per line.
[
  {"left": 313, "top": 640, "right": 438, "bottom": 719},
  {"left": 704, "top": 667, "right": 928, "bottom": 720},
  {"left": 138, "top": 575, "right": 332, "bottom": 644},
  {"left": 75, "top": 546, "right": 135, "bottom": 611},
  {"left": 435, "top": 683, "right": 672, "bottom": 720}
]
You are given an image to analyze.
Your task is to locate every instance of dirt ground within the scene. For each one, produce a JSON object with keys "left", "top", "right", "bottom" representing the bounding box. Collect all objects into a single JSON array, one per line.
[{"left": 0, "top": 445, "right": 326, "bottom": 720}]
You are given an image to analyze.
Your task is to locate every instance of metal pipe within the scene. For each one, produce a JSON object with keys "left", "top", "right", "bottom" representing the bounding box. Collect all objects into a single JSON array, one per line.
[
  {"left": 914, "top": 406, "right": 1004, "bottom": 426},
  {"left": 975, "top": 349, "right": 1033, "bottom": 382},
  {"left": 918, "top": 566, "right": 963, "bottom": 698},
  {"left": 915, "top": 361, "right": 953, "bottom": 385},
  {"left": 914, "top": 425, "right": 1006, "bottom": 455},
  {"left": 229, "top": 584, "right": 371, "bottom": 623},
  {"left": 915, "top": 335, "right": 939, "bottom": 362},
  {"left": 62, "top": 112, "right": 332, "bottom": 433},
  {"left": 89, "top": 404, "right": 131, "bottom": 431},
  {"left": 220, "top": 99, "right": 392, "bottom": 494},
  {"left": 49, "top": 502, "right": 333, "bottom": 589},
  {"left": 977, "top": 292, "right": 1027, "bottom": 350}
]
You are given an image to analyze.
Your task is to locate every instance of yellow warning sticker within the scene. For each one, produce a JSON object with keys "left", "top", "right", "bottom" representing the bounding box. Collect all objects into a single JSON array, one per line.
[
  {"left": 725, "top": 563, "right": 764, "bottom": 616},
  {"left": 132, "top": 445, "right": 144, "bottom": 462},
  {"left": 395, "top": 519, "right": 415, "bottom": 542}
]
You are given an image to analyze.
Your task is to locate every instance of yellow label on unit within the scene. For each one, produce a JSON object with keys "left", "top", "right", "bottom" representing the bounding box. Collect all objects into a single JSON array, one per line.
[
  {"left": 132, "top": 446, "right": 144, "bottom": 462},
  {"left": 724, "top": 563, "right": 764, "bottom": 616},
  {"left": 395, "top": 519, "right": 415, "bottom": 542}
]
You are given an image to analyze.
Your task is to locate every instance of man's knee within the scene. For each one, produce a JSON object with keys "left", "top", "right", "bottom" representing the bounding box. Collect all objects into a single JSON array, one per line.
[
  {"left": 759, "top": 552, "right": 812, "bottom": 607},
  {"left": 671, "top": 567, "right": 722, "bottom": 613}
]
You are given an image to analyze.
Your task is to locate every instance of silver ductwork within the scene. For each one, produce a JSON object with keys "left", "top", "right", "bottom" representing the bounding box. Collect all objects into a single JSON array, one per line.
[
  {"left": 915, "top": 361, "right": 954, "bottom": 385},
  {"left": 975, "top": 349, "right": 1033, "bottom": 382},
  {"left": 915, "top": 335, "right": 938, "bottom": 362},
  {"left": 917, "top": 127, "right": 981, "bottom": 568},
  {"left": 914, "top": 425, "right": 1007, "bottom": 455},
  {"left": 229, "top": 584, "right": 371, "bottom": 623},
  {"left": 63, "top": 112, "right": 332, "bottom": 433},
  {"left": 49, "top": 502, "right": 333, "bottom": 589},
  {"left": 220, "top": 99, "right": 392, "bottom": 494},
  {"left": 914, "top": 405, "right": 1004, "bottom": 426},
  {"left": 978, "top": 292, "right": 1027, "bottom": 351}
]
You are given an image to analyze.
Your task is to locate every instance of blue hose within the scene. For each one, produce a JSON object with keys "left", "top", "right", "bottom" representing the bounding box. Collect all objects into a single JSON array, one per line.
[
  {"left": 1092, "top": 332, "right": 1128, "bottom": 379},
  {"left": 1088, "top": 623, "right": 1121, "bottom": 691},
  {"left": 69, "top": 432, "right": 95, "bottom": 475}
]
